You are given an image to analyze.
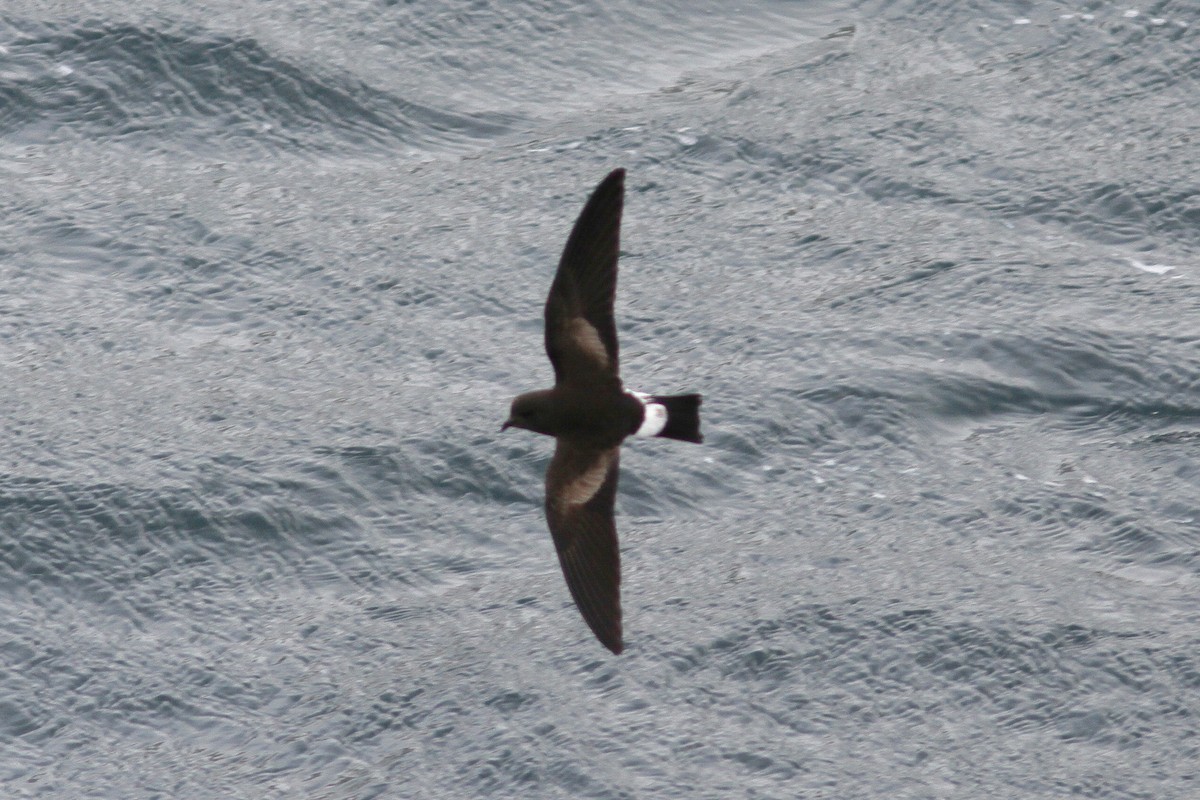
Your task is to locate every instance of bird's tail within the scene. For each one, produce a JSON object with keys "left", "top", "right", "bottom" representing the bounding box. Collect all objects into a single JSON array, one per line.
[{"left": 652, "top": 394, "right": 703, "bottom": 443}]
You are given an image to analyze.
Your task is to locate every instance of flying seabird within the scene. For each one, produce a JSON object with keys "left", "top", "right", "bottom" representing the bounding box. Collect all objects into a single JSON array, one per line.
[{"left": 503, "top": 168, "right": 703, "bottom": 654}]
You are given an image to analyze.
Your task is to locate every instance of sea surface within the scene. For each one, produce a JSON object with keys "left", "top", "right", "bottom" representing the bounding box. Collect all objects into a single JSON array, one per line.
[{"left": 2, "top": 0, "right": 1199, "bottom": 797}]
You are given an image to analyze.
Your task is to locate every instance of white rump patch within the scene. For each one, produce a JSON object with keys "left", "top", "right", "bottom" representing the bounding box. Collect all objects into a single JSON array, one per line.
[
  {"left": 568, "top": 318, "right": 609, "bottom": 367},
  {"left": 630, "top": 391, "right": 668, "bottom": 437}
]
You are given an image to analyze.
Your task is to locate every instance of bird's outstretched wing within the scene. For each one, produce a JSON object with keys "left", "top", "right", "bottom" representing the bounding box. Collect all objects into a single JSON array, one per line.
[
  {"left": 544, "top": 440, "right": 623, "bottom": 654},
  {"left": 544, "top": 168, "right": 624, "bottom": 388}
]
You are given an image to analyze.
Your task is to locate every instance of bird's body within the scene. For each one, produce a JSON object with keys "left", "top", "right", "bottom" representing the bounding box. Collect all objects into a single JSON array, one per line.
[{"left": 503, "top": 169, "right": 702, "bottom": 654}]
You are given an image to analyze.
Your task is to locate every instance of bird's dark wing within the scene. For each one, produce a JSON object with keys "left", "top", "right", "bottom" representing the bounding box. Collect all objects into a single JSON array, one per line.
[
  {"left": 544, "top": 440, "right": 623, "bottom": 654},
  {"left": 544, "top": 169, "right": 624, "bottom": 388}
]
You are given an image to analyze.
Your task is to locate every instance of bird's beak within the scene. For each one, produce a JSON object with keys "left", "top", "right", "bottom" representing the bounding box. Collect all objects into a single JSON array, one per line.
[{"left": 500, "top": 420, "right": 512, "bottom": 432}]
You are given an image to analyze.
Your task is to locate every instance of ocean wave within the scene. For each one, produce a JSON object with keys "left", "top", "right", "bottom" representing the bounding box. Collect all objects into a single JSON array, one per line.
[{"left": 0, "top": 17, "right": 522, "bottom": 157}]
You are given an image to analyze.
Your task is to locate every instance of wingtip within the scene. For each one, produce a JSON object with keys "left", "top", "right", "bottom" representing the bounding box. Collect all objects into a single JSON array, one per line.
[
  {"left": 586, "top": 612, "right": 624, "bottom": 655},
  {"left": 597, "top": 168, "right": 625, "bottom": 194},
  {"left": 595, "top": 627, "right": 624, "bottom": 655}
]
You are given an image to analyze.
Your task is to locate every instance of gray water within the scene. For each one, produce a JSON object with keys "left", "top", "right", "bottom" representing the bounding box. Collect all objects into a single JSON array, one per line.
[{"left": 2, "top": 1, "right": 1199, "bottom": 797}]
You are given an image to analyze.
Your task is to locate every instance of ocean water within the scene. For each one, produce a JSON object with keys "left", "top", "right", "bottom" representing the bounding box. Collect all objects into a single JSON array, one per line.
[{"left": 2, "top": 0, "right": 1199, "bottom": 797}]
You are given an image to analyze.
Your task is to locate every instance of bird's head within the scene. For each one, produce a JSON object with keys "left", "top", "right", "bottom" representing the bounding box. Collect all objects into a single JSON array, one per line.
[{"left": 502, "top": 390, "right": 557, "bottom": 437}]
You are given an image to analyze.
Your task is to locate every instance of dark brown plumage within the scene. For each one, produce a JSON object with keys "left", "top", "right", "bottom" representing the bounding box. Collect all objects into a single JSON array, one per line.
[{"left": 503, "top": 169, "right": 703, "bottom": 654}]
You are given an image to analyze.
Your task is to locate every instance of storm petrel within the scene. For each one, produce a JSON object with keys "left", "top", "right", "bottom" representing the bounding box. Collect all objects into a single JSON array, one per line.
[{"left": 503, "top": 168, "right": 703, "bottom": 655}]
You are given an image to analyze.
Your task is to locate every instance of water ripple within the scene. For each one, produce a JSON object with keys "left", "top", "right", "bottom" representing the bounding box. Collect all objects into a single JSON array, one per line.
[{"left": 0, "top": 18, "right": 522, "bottom": 156}]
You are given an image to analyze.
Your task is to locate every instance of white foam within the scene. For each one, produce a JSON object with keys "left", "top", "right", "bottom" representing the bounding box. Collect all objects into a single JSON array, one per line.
[{"left": 1129, "top": 258, "right": 1175, "bottom": 275}]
